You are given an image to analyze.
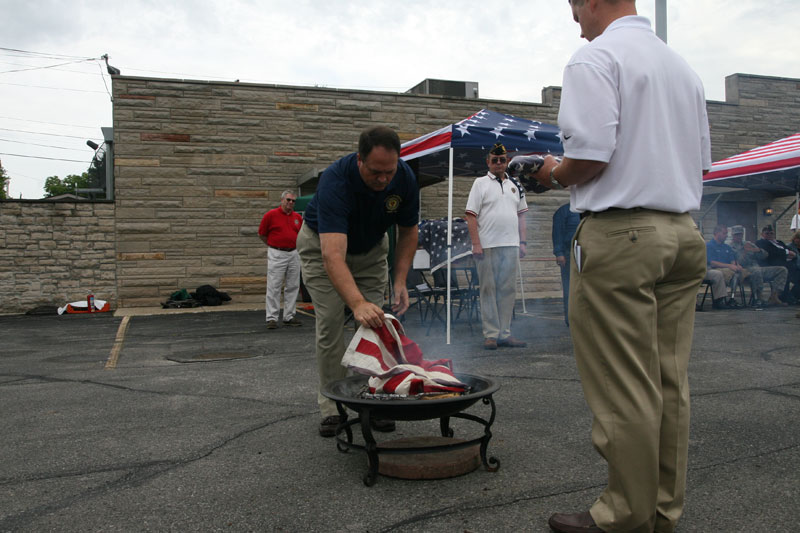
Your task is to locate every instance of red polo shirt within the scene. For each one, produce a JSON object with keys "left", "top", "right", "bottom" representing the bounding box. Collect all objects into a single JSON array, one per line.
[{"left": 258, "top": 207, "right": 303, "bottom": 249}]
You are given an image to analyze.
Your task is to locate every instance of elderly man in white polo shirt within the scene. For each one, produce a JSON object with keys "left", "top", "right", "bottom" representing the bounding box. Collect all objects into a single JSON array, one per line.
[
  {"left": 465, "top": 142, "right": 528, "bottom": 351},
  {"left": 534, "top": 1, "right": 711, "bottom": 532}
]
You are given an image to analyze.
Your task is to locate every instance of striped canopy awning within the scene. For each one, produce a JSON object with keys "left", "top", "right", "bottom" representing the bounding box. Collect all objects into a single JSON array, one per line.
[{"left": 703, "top": 133, "right": 800, "bottom": 195}]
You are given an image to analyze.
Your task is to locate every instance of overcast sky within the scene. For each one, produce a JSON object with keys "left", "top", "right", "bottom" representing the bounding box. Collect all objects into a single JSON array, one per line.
[{"left": 2, "top": 0, "right": 799, "bottom": 199}]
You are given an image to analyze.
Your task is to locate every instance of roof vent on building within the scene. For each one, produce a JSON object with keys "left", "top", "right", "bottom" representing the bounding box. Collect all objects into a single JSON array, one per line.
[{"left": 407, "top": 78, "right": 479, "bottom": 99}]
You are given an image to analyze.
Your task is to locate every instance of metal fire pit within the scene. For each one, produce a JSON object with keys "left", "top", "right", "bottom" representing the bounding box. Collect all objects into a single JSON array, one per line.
[{"left": 322, "top": 372, "right": 500, "bottom": 486}]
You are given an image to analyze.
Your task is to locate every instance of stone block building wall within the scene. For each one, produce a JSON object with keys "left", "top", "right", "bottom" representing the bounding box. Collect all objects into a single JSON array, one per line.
[
  {"left": 0, "top": 72, "right": 797, "bottom": 313},
  {"left": 0, "top": 201, "right": 116, "bottom": 311},
  {"left": 110, "top": 76, "right": 567, "bottom": 307}
]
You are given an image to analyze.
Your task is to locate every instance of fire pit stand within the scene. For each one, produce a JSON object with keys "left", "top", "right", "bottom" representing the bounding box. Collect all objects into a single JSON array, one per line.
[{"left": 323, "top": 373, "right": 500, "bottom": 486}]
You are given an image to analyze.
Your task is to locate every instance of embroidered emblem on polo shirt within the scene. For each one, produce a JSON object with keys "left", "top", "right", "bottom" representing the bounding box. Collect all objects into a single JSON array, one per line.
[
  {"left": 511, "top": 187, "right": 517, "bottom": 194},
  {"left": 294, "top": 218, "right": 300, "bottom": 226},
  {"left": 385, "top": 195, "right": 401, "bottom": 213}
]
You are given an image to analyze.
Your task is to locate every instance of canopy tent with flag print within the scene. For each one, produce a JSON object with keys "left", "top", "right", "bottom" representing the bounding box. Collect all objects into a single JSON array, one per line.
[
  {"left": 400, "top": 109, "right": 563, "bottom": 344},
  {"left": 703, "top": 132, "right": 800, "bottom": 194},
  {"left": 703, "top": 132, "right": 800, "bottom": 233},
  {"left": 401, "top": 109, "right": 563, "bottom": 186}
]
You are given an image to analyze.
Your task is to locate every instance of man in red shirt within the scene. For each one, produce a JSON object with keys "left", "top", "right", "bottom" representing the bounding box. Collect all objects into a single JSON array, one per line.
[{"left": 258, "top": 190, "right": 303, "bottom": 329}]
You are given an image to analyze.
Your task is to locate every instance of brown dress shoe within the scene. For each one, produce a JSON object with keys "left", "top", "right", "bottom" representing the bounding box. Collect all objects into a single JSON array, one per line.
[
  {"left": 768, "top": 294, "right": 788, "bottom": 306},
  {"left": 483, "top": 338, "right": 497, "bottom": 350},
  {"left": 548, "top": 511, "right": 603, "bottom": 533},
  {"left": 497, "top": 336, "right": 527, "bottom": 348},
  {"left": 370, "top": 418, "right": 396, "bottom": 432},
  {"left": 319, "top": 415, "right": 341, "bottom": 438}
]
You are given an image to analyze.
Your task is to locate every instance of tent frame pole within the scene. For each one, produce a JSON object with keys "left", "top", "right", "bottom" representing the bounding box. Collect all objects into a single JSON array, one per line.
[
  {"left": 518, "top": 257, "right": 526, "bottom": 313},
  {"left": 446, "top": 147, "right": 454, "bottom": 345}
]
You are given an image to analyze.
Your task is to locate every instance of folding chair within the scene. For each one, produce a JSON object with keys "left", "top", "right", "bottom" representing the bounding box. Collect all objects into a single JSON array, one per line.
[
  {"left": 424, "top": 267, "right": 469, "bottom": 335},
  {"left": 405, "top": 269, "right": 435, "bottom": 325},
  {"left": 696, "top": 279, "right": 715, "bottom": 311}
]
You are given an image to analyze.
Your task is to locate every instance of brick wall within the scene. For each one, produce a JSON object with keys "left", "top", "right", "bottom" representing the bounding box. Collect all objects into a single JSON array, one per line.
[
  {"left": 0, "top": 73, "right": 797, "bottom": 314},
  {"left": 0, "top": 201, "right": 116, "bottom": 311}
]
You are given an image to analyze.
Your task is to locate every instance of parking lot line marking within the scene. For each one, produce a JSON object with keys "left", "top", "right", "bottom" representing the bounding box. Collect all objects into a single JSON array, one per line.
[{"left": 105, "top": 315, "right": 131, "bottom": 370}]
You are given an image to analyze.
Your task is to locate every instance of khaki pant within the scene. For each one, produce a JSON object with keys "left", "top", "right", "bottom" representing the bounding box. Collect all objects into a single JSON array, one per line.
[
  {"left": 569, "top": 209, "right": 706, "bottom": 533},
  {"left": 296, "top": 224, "right": 389, "bottom": 417},
  {"left": 265, "top": 247, "right": 300, "bottom": 322},
  {"left": 475, "top": 246, "right": 518, "bottom": 340}
]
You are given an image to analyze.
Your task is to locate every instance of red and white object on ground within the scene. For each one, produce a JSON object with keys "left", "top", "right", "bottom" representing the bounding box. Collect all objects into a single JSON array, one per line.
[{"left": 58, "top": 299, "right": 110, "bottom": 315}]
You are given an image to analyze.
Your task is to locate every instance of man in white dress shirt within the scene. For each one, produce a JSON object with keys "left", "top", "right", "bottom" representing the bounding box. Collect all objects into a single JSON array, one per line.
[{"left": 534, "top": 1, "right": 711, "bottom": 531}]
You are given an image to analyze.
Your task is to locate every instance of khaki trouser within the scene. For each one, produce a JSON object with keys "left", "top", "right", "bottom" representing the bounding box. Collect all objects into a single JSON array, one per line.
[
  {"left": 569, "top": 209, "right": 706, "bottom": 533},
  {"left": 265, "top": 247, "right": 300, "bottom": 322},
  {"left": 296, "top": 224, "right": 389, "bottom": 417},
  {"left": 475, "top": 246, "right": 519, "bottom": 340}
]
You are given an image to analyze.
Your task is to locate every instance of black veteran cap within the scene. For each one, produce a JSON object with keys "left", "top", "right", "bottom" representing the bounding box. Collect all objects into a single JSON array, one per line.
[{"left": 489, "top": 142, "right": 507, "bottom": 156}]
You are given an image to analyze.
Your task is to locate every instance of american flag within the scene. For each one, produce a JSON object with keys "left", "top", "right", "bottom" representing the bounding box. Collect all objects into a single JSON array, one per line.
[
  {"left": 341, "top": 314, "right": 466, "bottom": 396},
  {"left": 401, "top": 109, "right": 563, "bottom": 185},
  {"left": 418, "top": 218, "right": 473, "bottom": 272}
]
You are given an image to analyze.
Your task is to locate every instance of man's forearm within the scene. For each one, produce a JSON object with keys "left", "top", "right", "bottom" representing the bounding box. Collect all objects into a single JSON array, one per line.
[
  {"left": 550, "top": 157, "right": 608, "bottom": 187},
  {"left": 709, "top": 260, "right": 737, "bottom": 269},
  {"left": 535, "top": 155, "right": 607, "bottom": 189},
  {"left": 465, "top": 213, "right": 480, "bottom": 247}
]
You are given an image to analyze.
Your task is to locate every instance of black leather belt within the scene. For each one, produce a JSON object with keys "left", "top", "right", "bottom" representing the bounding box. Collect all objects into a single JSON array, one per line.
[
  {"left": 580, "top": 207, "right": 642, "bottom": 220},
  {"left": 270, "top": 246, "right": 296, "bottom": 252}
]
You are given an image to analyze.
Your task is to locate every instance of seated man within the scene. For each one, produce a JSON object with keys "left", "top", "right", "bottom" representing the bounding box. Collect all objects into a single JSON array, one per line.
[
  {"left": 706, "top": 224, "right": 742, "bottom": 309},
  {"left": 729, "top": 225, "right": 787, "bottom": 306},
  {"left": 702, "top": 269, "right": 733, "bottom": 310},
  {"left": 756, "top": 225, "right": 798, "bottom": 303}
]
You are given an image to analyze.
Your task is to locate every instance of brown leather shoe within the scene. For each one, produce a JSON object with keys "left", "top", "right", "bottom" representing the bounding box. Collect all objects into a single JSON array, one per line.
[
  {"left": 497, "top": 336, "right": 527, "bottom": 348},
  {"left": 484, "top": 338, "right": 497, "bottom": 350},
  {"left": 768, "top": 294, "right": 788, "bottom": 306},
  {"left": 319, "top": 415, "right": 341, "bottom": 438},
  {"left": 548, "top": 511, "right": 603, "bottom": 533},
  {"left": 370, "top": 418, "right": 396, "bottom": 432}
]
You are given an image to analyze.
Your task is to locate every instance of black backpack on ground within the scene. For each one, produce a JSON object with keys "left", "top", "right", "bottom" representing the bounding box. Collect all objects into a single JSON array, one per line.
[{"left": 190, "top": 285, "right": 232, "bottom": 306}]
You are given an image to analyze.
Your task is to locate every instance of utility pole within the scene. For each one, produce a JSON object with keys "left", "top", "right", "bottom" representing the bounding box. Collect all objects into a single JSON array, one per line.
[{"left": 655, "top": 0, "right": 667, "bottom": 43}]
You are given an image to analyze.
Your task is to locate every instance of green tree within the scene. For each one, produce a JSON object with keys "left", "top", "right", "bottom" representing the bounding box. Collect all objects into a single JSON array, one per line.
[
  {"left": 0, "top": 161, "right": 9, "bottom": 200},
  {"left": 43, "top": 172, "right": 93, "bottom": 198},
  {"left": 42, "top": 148, "right": 106, "bottom": 198}
]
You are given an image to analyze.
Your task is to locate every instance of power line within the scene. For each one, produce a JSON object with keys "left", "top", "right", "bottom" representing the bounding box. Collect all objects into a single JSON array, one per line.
[
  {"left": 0, "top": 57, "right": 99, "bottom": 75},
  {"left": 0, "top": 137, "right": 88, "bottom": 152},
  {"left": 1, "top": 47, "right": 407, "bottom": 93},
  {"left": 0, "top": 81, "right": 108, "bottom": 94},
  {"left": 5, "top": 170, "right": 47, "bottom": 183},
  {"left": 0, "top": 127, "right": 101, "bottom": 140},
  {"left": 97, "top": 61, "right": 112, "bottom": 100},
  {"left": 0, "top": 60, "right": 104, "bottom": 76},
  {"left": 0, "top": 115, "right": 101, "bottom": 130},
  {"left": 0, "top": 47, "right": 91, "bottom": 60},
  {"left": 0, "top": 152, "right": 90, "bottom": 163}
]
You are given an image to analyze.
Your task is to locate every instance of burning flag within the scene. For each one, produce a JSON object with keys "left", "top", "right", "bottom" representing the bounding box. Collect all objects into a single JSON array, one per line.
[{"left": 341, "top": 314, "right": 466, "bottom": 396}]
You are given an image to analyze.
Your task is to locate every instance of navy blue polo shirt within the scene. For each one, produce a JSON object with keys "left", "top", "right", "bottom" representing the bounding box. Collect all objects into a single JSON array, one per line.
[
  {"left": 303, "top": 152, "right": 419, "bottom": 254},
  {"left": 706, "top": 239, "right": 736, "bottom": 265}
]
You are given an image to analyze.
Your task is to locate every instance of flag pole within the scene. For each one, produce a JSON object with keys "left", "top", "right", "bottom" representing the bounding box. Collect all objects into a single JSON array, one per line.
[
  {"left": 517, "top": 256, "right": 527, "bottom": 313},
  {"left": 446, "top": 147, "right": 454, "bottom": 345}
]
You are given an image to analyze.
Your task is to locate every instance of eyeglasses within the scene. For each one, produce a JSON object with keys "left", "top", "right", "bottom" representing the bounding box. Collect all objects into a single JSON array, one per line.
[
  {"left": 490, "top": 157, "right": 507, "bottom": 164},
  {"left": 285, "top": 198, "right": 296, "bottom": 203}
]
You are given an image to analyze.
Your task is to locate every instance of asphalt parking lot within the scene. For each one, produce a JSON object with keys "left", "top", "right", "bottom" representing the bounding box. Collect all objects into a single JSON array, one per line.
[{"left": 1, "top": 300, "right": 798, "bottom": 532}]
